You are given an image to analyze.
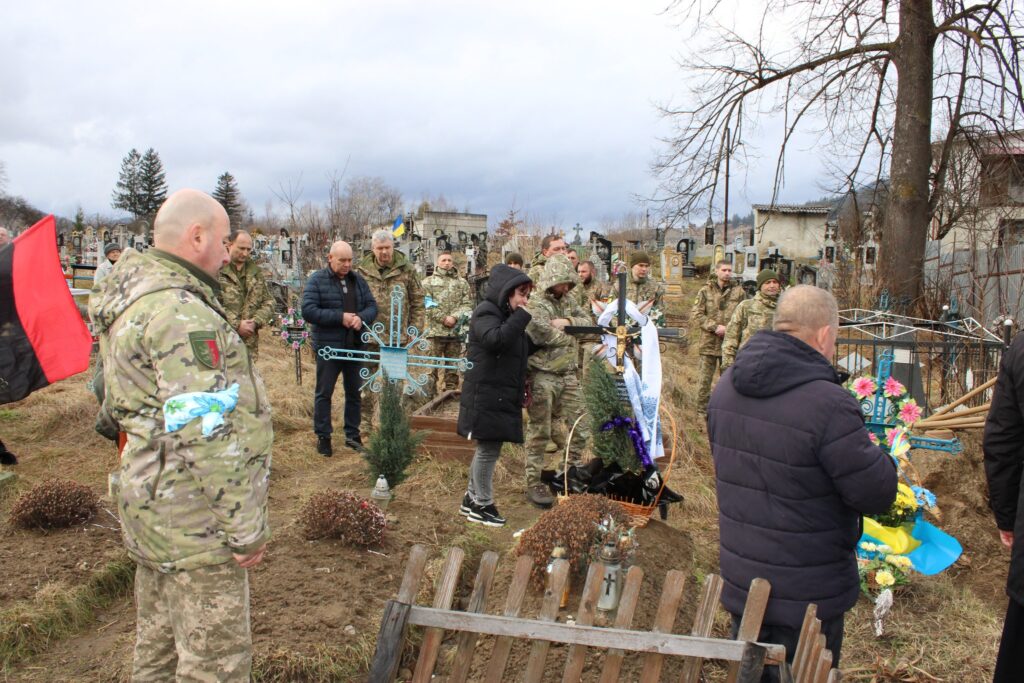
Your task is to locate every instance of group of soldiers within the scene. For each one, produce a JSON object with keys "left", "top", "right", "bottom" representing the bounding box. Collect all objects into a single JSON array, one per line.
[{"left": 691, "top": 260, "right": 783, "bottom": 414}]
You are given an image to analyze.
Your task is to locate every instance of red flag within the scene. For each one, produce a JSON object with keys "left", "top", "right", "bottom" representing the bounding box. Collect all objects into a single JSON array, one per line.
[{"left": 0, "top": 215, "right": 92, "bottom": 404}]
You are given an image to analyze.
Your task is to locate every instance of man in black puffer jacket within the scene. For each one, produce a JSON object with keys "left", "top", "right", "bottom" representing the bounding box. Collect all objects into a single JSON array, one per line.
[
  {"left": 984, "top": 331, "right": 1024, "bottom": 682},
  {"left": 708, "top": 285, "right": 896, "bottom": 680},
  {"left": 302, "top": 240, "right": 377, "bottom": 456}
]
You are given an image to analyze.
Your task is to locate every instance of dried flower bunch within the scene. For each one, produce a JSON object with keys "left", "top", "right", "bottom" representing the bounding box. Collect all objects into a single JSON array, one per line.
[
  {"left": 9, "top": 479, "right": 99, "bottom": 530},
  {"left": 299, "top": 489, "right": 386, "bottom": 547},
  {"left": 516, "top": 494, "right": 626, "bottom": 584}
]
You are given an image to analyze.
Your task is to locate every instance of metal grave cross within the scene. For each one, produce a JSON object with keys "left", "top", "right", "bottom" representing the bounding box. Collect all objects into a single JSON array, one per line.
[
  {"left": 564, "top": 271, "right": 684, "bottom": 374},
  {"left": 318, "top": 285, "right": 472, "bottom": 395}
]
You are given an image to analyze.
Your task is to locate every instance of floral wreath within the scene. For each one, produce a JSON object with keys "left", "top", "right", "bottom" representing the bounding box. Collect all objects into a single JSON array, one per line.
[{"left": 279, "top": 308, "right": 310, "bottom": 350}]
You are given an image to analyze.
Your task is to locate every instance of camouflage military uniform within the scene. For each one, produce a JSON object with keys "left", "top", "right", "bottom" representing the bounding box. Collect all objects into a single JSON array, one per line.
[
  {"left": 89, "top": 248, "right": 272, "bottom": 682},
  {"left": 721, "top": 291, "right": 779, "bottom": 368},
  {"left": 524, "top": 255, "right": 593, "bottom": 486},
  {"left": 691, "top": 278, "right": 746, "bottom": 411},
  {"left": 628, "top": 275, "right": 665, "bottom": 310},
  {"left": 357, "top": 250, "right": 424, "bottom": 436},
  {"left": 573, "top": 277, "right": 610, "bottom": 316},
  {"left": 422, "top": 266, "right": 473, "bottom": 394},
  {"left": 526, "top": 253, "right": 548, "bottom": 286},
  {"left": 218, "top": 259, "right": 276, "bottom": 359}
]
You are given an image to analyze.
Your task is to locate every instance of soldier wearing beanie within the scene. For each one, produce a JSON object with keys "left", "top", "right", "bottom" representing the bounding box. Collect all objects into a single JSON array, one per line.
[
  {"left": 626, "top": 251, "right": 664, "bottom": 310},
  {"left": 94, "top": 242, "right": 123, "bottom": 285},
  {"left": 722, "top": 268, "right": 781, "bottom": 368}
]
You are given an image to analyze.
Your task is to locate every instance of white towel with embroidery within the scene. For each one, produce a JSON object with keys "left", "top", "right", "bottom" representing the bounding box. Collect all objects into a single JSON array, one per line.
[{"left": 597, "top": 301, "right": 665, "bottom": 460}]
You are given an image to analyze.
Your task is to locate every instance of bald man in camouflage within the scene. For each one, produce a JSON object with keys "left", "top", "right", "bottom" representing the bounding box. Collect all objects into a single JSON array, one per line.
[{"left": 90, "top": 189, "right": 271, "bottom": 682}]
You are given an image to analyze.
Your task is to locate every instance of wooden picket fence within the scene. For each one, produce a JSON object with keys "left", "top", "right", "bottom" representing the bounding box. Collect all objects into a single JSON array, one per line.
[{"left": 368, "top": 544, "right": 842, "bottom": 682}]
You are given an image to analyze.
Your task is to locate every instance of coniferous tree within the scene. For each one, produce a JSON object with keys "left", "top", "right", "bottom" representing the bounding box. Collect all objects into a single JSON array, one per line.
[
  {"left": 73, "top": 206, "right": 86, "bottom": 232},
  {"left": 138, "top": 148, "right": 168, "bottom": 218},
  {"left": 212, "top": 172, "right": 243, "bottom": 227},
  {"left": 111, "top": 149, "right": 144, "bottom": 218},
  {"left": 364, "top": 380, "right": 425, "bottom": 488}
]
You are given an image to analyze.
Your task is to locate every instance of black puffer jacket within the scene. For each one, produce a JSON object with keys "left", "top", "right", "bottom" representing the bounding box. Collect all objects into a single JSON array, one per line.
[
  {"left": 301, "top": 267, "right": 377, "bottom": 349},
  {"left": 708, "top": 330, "right": 897, "bottom": 626},
  {"left": 457, "top": 265, "right": 534, "bottom": 443},
  {"left": 984, "top": 333, "right": 1024, "bottom": 604}
]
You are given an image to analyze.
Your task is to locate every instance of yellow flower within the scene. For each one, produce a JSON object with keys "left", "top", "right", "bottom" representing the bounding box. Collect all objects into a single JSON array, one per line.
[
  {"left": 860, "top": 542, "right": 878, "bottom": 552},
  {"left": 894, "top": 483, "right": 918, "bottom": 512},
  {"left": 875, "top": 570, "right": 896, "bottom": 587},
  {"left": 885, "top": 555, "right": 913, "bottom": 570}
]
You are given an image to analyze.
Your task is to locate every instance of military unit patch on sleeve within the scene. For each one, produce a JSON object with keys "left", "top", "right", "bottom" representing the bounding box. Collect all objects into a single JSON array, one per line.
[{"left": 188, "top": 331, "right": 222, "bottom": 369}]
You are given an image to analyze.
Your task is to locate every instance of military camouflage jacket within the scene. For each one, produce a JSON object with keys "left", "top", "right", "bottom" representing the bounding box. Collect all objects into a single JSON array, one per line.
[
  {"left": 89, "top": 248, "right": 272, "bottom": 573},
  {"left": 691, "top": 278, "right": 746, "bottom": 356},
  {"left": 721, "top": 291, "right": 779, "bottom": 368},
  {"left": 573, "top": 278, "right": 610, "bottom": 318},
  {"left": 218, "top": 259, "right": 276, "bottom": 348},
  {"left": 525, "top": 255, "right": 591, "bottom": 375},
  {"left": 628, "top": 275, "right": 665, "bottom": 310},
  {"left": 357, "top": 250, "right": 425, "bottom": 341},
  {"left": 422, "top": 267, "right": 473, "bottom": 338},
  {"left": 526, "top": 253, "right": 549, "bottom": 285}
]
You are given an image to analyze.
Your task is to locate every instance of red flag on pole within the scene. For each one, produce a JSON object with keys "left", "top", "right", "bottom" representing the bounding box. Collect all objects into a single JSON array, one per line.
[{"left": 0, "top": 215, "right": 92, "bottom": 404}]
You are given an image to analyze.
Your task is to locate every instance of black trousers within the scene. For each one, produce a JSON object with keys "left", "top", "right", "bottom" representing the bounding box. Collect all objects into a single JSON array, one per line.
[
  {"left": 995, "top": 598, "right": 1024, "bottom": 683},
  {"left": 313, "top": 355, "right": 362, "bottom": 442},
  {"left": 730, "top": 612, "right": 844, "bottom": 683}
]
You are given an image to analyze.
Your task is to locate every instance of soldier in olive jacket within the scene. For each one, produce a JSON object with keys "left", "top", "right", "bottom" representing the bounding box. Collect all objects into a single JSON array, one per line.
[
  {"left": 89, "top": 190, "right": 270, "bottom": 682},
  {"left": 218, "top": 230, "right": 276, "bottom": 359},
  {"left": 691, "top": 259, "right": 746, "bottom": 412},
  {"left": 722, "top": 269, "right": 781, "bottom": 369}
]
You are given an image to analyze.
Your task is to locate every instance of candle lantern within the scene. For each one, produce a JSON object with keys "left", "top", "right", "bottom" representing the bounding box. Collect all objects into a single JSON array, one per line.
[
  {"left": 546, "top": 546, "right": 570, "bottom": 609},
  {"left": 596, "top": 539, "right": 622, "bottom": 613}
]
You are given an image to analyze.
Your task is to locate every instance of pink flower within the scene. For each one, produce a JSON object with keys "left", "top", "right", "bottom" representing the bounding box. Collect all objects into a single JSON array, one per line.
[
  {"left": 884, "top": 377, "right": 906, "bottom": 398},
  {"left": 852, "top": 377, "right": 877, "bottom": 399},
  {"left": 898, "top": 399, "right": 922, "bottom": 425},
  {"left": 291, "top": 341, "right": 301, "bottom": 350},
  {"left": 868, "top": 432, "right": 880, "bottom": 446},
  {"left": 280, "top": 331, "right": 289, "bottom": 340},
  {"left": 885, "top": 427, "right": 901, "bottom": 448}
]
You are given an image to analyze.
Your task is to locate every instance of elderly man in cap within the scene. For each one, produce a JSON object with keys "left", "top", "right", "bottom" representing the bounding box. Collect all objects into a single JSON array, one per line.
[
  {"left": 94, "top": 242, "right": 122, "bottom": 284},
  {"left": 722, "top": 269, "right": 781, "bottom": 368},
  {"left": 626, "top": 251, "right": 664, "bottom": 310}
]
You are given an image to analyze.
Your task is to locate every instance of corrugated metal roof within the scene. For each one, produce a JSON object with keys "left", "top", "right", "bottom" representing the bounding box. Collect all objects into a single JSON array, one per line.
[{"left": 752, "top": 204, "right": 832, "bottom": 215}]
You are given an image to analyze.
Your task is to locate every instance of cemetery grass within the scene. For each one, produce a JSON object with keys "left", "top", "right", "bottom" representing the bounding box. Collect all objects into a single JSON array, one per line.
[{"left": 0, "top": 282, "right": 1008, "bottom": 681}]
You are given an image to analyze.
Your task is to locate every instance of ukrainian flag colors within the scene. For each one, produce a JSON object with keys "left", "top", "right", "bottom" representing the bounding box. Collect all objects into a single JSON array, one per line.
[{"left": 392, "top": 215, "right": 406, "bottom": 238}]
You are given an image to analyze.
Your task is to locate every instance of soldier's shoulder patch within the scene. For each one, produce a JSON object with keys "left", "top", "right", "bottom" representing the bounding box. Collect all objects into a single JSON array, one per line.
[{"left": 189, "top": 331, "right": 222, "bottom": 369}]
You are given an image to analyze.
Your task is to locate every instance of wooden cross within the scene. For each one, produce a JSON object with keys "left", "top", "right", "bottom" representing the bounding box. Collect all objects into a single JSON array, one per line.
[{"left": 564, "top": 271, "right": 684, "bottom": 374}]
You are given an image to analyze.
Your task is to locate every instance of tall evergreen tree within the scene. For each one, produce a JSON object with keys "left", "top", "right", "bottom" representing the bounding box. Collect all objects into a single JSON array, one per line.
[
  {"left": 212, "top": 172, "right": 243, "bottom": 227},
  {"left": 73, "top": 206, "right": 86, "bottom": 232},
  {"left": 111, "top": 149, "right": 144, "bottom": 218},
  {"left": 138, "top": 148, "right": 168, "bottom": 218}
]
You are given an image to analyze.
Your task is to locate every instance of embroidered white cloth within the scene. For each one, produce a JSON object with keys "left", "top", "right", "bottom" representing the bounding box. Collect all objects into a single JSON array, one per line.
[{"left": 597, "top": 300, "right": 665, "bottom": 460}]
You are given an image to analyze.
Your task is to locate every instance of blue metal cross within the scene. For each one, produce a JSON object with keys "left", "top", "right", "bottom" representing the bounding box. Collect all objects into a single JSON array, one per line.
[
  {"left": 317, "top": 285, "right": 472, "bottom": 395},
  {"left": 858, "top": 349, "right": 962, "bottom": 454}
]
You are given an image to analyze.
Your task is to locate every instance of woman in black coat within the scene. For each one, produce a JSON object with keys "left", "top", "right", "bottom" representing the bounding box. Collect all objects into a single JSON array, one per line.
[{"left": 456, "top": 264, "right": 534, "bottom": 527}]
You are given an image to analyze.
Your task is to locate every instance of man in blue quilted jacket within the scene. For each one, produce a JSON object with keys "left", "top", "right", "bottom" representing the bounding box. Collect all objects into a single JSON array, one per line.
[
  {"left": 302, "top": 240, "right": 377, "bottom": 456},
  {"left": 708, "top": 285, "right": 897, "bottom": 681}
]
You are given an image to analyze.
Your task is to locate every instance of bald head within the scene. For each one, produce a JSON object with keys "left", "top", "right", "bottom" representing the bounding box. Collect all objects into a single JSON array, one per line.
[
  {"left": 152, "top": 189, "right": 230, "bottom": 278},
  {"left": 773, "top": 285, "right": 839, "bottom": 358},
  {"left": 328, "top": 240, "right": 354, "bottom": 277}
]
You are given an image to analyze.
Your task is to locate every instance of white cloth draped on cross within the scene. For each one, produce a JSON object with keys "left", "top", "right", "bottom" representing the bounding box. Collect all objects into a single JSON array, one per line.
[{"left": 596, "top": 299, "right": 665, "bottom": 460}]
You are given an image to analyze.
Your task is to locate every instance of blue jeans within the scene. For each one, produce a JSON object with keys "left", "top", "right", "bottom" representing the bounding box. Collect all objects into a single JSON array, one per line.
[{"left": 313, "top": 354, "right": 363, "bottom": 442}]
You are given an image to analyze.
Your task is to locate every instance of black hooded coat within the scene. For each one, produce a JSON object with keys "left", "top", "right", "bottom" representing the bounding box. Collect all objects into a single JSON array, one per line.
[
  {"left": 708, "top": 330, "right": 897, "bottom": 626},
  {"left": 457, "top": 265, "right": 535, "bottom": 443}
]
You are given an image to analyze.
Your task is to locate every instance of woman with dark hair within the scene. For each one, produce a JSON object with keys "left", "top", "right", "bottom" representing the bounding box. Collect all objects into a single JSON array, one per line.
[{"left": 456, "top": 264, "right": 535, "bottom": 527}]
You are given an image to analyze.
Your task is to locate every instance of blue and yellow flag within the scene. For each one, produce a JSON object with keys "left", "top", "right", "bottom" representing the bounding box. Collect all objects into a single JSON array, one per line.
[{"left": 392, "top": 215, "right": 405, "bottom": 238}]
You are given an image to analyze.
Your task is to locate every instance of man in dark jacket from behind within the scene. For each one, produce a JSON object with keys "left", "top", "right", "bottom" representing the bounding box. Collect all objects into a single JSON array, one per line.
[
  {"left": 984, "top": 332, "right": 1024, "bottom": 682},
  {"left": 456, "top": 264, "right": 535, "bottom": 527},
  {"left": 301, "top": 240, "right": 377, "bottom": 456},
  {"left": 708, "top": 285, "right": 897, "bottom": 681}
]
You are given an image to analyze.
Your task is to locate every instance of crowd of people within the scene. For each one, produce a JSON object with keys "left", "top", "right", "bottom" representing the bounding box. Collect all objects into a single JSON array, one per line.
[{"left": 2, "top": 188, "right": 1021, "bottom": 681}]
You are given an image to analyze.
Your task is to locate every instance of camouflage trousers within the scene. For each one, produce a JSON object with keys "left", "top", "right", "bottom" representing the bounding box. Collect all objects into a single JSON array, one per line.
[
  {"left": 132, "top": 562, "right": 251, "bottom": 683},
  {"left": 525, "top": 370, "right": 590, "bottom": 486},
  {"left": 426, "top": 338, "right": 463, "bottom": 396},
  {"left": 696, "top": 354, "right": 722, "bottom": 412}
]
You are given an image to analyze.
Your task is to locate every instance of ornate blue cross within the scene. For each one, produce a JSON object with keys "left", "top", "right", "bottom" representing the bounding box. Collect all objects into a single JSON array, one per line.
[
  {"left": 857, "top": 349, "right": 962, "bottom": 454},
  {"left": 317, "top": 285, "right": 472, "bottom": 395}
]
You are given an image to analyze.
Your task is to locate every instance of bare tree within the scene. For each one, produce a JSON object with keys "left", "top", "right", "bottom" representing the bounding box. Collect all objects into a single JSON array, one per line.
[{"left": 655, "top": 0, "right": 1024, "bottom": 306}]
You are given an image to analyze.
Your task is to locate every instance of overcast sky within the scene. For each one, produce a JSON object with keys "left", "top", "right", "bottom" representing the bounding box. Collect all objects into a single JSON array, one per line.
[{"left": 0, "top": 1, "right": 828, "bottom": 229}]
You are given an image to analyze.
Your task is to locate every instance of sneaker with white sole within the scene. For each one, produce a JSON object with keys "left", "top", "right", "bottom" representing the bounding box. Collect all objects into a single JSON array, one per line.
[
  {"left": 468, "top": 503, "right": 506, "bottom": 528},
  {"left": 458, "top": 493, "right": 473, "bottom": 517}
]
